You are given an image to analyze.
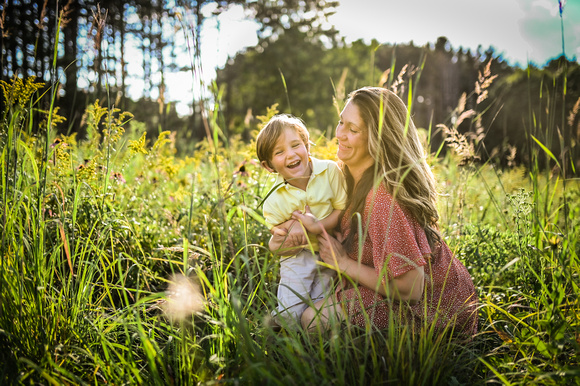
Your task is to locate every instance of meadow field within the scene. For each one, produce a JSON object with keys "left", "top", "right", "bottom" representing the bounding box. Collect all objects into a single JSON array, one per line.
[{"left": 1, "top": 69, "right": 579, "bottom": 385}]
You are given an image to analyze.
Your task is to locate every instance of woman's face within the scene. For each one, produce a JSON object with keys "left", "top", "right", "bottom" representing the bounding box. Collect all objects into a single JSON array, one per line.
[{"left": 336, "top": 100, "right": 374, "bottom": 171}]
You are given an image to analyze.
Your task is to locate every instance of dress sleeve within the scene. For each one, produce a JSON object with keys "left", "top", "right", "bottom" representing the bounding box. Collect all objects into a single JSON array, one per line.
[{"left": 365, "top": 188, "right": 430, "bottom": 281}]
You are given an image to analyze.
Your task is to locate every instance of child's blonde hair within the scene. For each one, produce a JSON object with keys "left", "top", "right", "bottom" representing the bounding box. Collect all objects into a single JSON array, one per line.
[{"left": 256, "top": 114, "right": 310, "bottom": 168}]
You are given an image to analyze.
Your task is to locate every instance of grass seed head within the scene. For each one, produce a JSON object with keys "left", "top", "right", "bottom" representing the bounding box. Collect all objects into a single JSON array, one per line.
[{"left": 163, "top": 274, "right": 205, "bottom": 321}]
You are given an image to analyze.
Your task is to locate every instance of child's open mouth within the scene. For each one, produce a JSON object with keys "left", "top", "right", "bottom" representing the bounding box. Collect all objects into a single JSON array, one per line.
[{"left": 287, "top": 160, "right": 300, "bottom": 169}]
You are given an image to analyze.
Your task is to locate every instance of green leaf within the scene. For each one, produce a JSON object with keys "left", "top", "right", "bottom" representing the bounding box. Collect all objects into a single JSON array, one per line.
[{"left": 531, "top": 135, "right": 561, "bottom": 168}]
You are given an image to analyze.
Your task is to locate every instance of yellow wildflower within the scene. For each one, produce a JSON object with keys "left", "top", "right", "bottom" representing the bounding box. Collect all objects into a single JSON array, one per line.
[
  {"left": 128, "top": 131, "right": 148, "bottom": 155},
  {"left": 0, "top": 76, "right": 45, "bottom": 108}
]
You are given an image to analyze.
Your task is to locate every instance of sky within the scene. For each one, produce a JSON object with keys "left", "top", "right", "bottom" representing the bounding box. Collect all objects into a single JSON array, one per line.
[
  {"left": 126, "top": 0, "right": 580, "bottom": 116},
  {"left": 329, "top": 0, "right": 579, "bottom": 67}
]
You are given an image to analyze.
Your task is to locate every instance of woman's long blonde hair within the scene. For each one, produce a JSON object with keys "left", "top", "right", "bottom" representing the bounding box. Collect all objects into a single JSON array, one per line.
[{"left": 341, "top": 87, "right": 441, "bottom": 249}]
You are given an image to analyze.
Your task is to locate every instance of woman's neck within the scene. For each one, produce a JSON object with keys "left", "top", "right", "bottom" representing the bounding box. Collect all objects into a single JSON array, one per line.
[
  {"left": 345, "top": 165, "right": 374, "bottom": 198},
  {"left": 345, "top": 155, "right": 375, "bottom": 185},
  {"left": 349, "top": 164, "right": 372, "bottom": 187}
]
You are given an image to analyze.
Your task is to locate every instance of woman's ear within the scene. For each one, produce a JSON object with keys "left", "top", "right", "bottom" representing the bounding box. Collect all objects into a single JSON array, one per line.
[{"left": 261, "top": 160, "right": 275, "bottom": 173}]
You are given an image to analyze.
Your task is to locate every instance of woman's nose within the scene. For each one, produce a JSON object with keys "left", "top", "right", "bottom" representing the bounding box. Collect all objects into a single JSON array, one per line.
[{"left": 336, "top": 123, "right": 345, "bottom": 139}]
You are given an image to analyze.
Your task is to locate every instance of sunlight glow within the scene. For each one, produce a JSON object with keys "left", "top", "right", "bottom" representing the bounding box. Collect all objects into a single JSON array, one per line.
[
  {"left": 163, "top": 274, "right": 205, "bottom": 321},
  {"left": 168, "top": 4, "right": 259, "bottom": 116}
]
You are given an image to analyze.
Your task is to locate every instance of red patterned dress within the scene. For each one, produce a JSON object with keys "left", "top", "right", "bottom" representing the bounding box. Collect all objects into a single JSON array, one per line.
[{"left": 336, "top": 183, "right": 478, "bottom": 335}]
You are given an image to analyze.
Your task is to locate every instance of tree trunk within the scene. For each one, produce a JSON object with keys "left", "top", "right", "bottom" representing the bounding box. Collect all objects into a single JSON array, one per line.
[
  {"left": 61, "top": 0, "right": 80, "bottom": 130},
  {"left": 119, "top": 3, "right": 127, "bottom": 111}
]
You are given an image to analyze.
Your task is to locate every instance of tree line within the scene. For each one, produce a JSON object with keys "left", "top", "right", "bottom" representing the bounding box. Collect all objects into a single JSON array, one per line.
[
  {"left": 1, "top": 0, "right": 578, "bottom": 172},
  {"left": 218, "top": 30, "right": 579, "bottom": 173},
  {"left": 1, "top": 0, "right": 339, "bottom": 134}
]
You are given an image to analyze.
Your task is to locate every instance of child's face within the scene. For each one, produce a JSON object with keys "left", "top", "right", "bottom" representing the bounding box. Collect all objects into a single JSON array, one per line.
[{"left": 262, "top": 127, "right": 311, "bottom": 186}]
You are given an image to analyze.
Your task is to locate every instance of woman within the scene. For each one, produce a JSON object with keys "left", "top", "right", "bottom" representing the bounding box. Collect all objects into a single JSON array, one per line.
[{"left": 294, "top": 87, "right": 478, "bottom": 335}]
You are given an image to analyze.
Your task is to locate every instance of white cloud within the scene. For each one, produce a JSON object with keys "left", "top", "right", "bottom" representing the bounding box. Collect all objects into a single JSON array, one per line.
[{"left": 529, "top": 0, "right": 559, "bottom": 17}]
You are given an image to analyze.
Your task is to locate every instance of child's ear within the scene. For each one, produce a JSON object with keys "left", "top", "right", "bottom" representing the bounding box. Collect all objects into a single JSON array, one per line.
[{"left": 261, "top": 160, "right": 275, "bottom": 173}]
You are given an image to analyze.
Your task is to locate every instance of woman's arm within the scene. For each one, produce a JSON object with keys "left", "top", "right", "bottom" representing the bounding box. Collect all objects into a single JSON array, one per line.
[
  {"left": 387, "top": 266, "right": 424, "bottom": 303},
  {"left": 317, "top": 233, "right": 424, "bottom": 303},
  {"left": 270, "top": 205, "right": 342, "bottom": 256}
]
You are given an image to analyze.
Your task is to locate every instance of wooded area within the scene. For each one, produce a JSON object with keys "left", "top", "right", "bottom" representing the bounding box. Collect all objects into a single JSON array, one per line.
[{"left": 1, "top": 0, "right": 579, "bottom": 172}]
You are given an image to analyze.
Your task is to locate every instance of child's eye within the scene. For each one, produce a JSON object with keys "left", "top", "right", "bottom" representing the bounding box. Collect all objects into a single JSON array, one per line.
[
  {"left": 292, "top": 143, "right": 299, "bottom": 148},
  {"left": 350, "top": 128, "right": 359, "bottom": 133}
]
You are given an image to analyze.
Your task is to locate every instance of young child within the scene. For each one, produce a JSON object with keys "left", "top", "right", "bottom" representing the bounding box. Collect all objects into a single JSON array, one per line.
[{"left": 256, "top": 114, "right": 347, "bottom": 327}]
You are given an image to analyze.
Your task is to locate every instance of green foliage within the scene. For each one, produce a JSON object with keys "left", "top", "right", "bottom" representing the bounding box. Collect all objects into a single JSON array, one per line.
[
  {"left": 2, "top": 56, "right": 580, "bottom": 386},
  {"left": 437, "top": 152, "right": 580, "bottom": 384}
]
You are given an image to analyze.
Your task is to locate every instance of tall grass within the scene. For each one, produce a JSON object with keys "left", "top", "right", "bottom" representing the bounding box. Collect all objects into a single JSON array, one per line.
[
  {"left": 1, "top": 14, "right": 579, "bottom": 386},
  {"left": 2, "top": 70, "right": 578, "bottom": 385},
  {"left": 433, "top": 59, "right": 580, "bottom": 384}
]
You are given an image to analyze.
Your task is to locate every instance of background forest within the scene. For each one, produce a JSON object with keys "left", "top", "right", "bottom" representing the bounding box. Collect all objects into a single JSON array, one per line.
[
  {"left": 2, "top": 0, "right": 579, "bottom": 170},
  {"left": 1, "top": 0, "right": 579, "bottom": 385}
]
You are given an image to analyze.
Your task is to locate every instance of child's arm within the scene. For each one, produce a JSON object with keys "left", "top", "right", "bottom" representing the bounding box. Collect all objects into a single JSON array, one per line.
[{"left": 292, "top": 206, "right": 341, "bottom": 236}]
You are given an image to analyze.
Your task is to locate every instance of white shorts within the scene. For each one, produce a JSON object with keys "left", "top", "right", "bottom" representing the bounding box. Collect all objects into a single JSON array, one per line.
[{"left": 272, "top": 249, "right": 336, "bottom": 327}]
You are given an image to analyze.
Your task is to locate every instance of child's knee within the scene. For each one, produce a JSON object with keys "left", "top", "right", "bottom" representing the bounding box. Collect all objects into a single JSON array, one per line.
[{"left": 300, "top": 306, "right": 315, "bottom": 329}]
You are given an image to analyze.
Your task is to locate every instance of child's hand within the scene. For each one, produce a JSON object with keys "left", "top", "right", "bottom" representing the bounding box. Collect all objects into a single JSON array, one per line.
[
  {"left": 292, "top": 205, "right": 323, "bottom": 235},
  {"left": 268, "top": 219, "right": 308, "bottom": 256},
  {"left": 270, "top": 225, "right": 288, "bottom": 237}
]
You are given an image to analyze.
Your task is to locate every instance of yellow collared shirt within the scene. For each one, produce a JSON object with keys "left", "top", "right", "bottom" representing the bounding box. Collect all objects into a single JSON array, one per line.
[{"left": 263, "top": 157, "right": 347, "bottom": 252}]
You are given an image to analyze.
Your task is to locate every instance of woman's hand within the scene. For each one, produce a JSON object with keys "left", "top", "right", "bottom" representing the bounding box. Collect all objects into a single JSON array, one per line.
[{"left": 317, "top": 232, "right": 350, "bottom": 272}]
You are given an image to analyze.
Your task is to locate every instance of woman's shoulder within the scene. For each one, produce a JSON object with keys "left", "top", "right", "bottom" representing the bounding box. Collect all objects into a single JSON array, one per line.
[
  {"left": 365, "top": 183, "right": 394, "bottom": 205},
  {"left": 364, "top": 183, "right": 411, "bottom": 220}
]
